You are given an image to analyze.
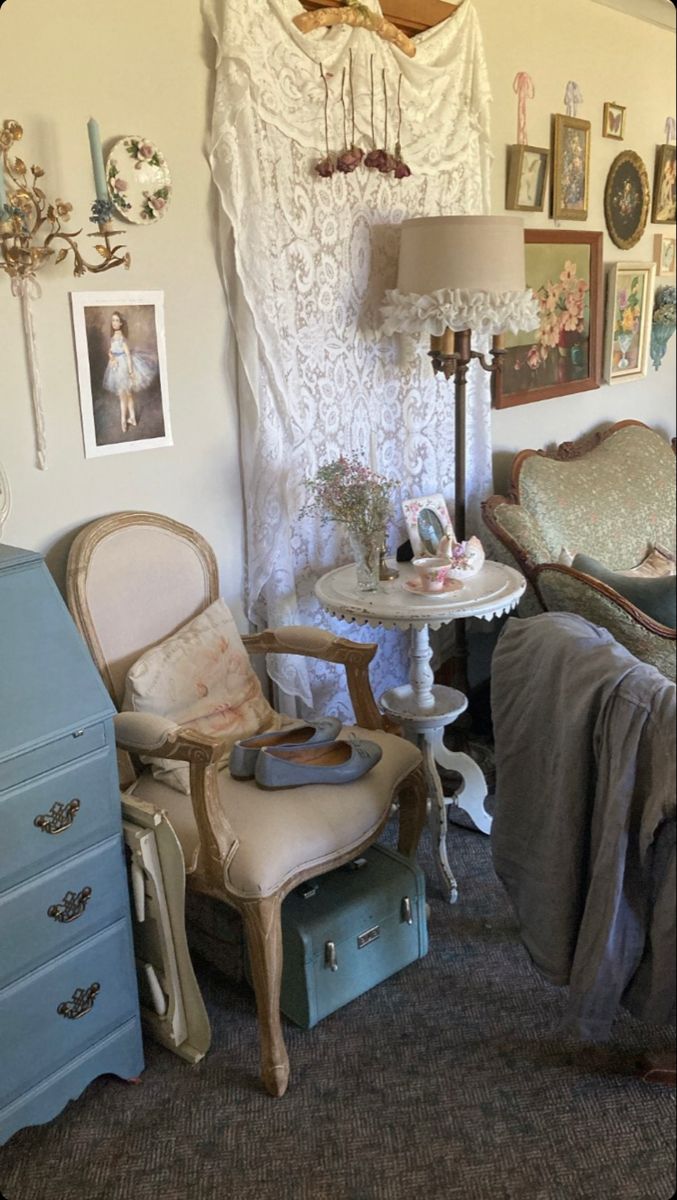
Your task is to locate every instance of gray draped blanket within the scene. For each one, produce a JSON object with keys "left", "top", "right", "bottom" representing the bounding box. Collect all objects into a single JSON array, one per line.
[{"left": 491, "top": 612, "right": 676, "bottom": 1040}]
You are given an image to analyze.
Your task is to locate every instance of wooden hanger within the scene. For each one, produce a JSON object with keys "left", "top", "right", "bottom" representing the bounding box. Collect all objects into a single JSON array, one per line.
[
  {"left": 298, "top": 0, "right": 459, "bottom": 39},
  {"left": 293, "top": 1, "right": 418, "bottom": 57}
]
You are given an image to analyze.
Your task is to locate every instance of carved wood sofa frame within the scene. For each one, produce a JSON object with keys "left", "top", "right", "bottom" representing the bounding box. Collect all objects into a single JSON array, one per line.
[{"left": 482, "top": 420, "right": 676, "bottom": 669}]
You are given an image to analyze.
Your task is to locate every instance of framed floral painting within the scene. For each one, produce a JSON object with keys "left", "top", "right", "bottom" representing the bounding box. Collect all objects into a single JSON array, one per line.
[
  {"left": 651, "top": 144, "right": 676, "bottom": 224},
  {"left": 552, "top": 114, "right": 590, "bottom": 220},
  {"left": 603, "top": 262, "right": 656, "bottom": 384},
  {"left": 493, "top": 230, "right": 604, "bottom": 410},
  {"left": 604, "top": 150, "right": 650, "bottom": 249}
]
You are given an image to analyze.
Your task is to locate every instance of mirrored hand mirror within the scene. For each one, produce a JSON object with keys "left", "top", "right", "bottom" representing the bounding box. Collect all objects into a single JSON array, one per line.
[{"left": 417, "top": 507, "right": 445, "bottom": 556}]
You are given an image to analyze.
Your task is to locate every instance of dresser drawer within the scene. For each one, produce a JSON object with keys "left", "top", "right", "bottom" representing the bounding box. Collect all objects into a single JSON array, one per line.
[
  {"left": 0, "top": 837, "right": 130, "bottom": 988},
  {"left": 0, "top": 722, "right": 107, "bottom": 794},
  {"left": 0, "top": 919, "right": 139, "bottom": 1108},
  {"left": 0, "top": 751, "right": 121, "bottom": 892}
]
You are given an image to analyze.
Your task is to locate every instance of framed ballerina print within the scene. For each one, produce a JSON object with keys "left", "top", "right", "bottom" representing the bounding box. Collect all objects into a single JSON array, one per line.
[{"left": 71, "top": 290, "right": 172, "bottom": 458}]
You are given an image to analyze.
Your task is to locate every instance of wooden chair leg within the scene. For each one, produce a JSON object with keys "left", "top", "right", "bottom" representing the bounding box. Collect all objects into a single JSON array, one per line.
[
  {"left": 238, "top": 892, "right": 289, "bottom": 1098},
  {"left": 396, "top": 762, "right": 427, "bottom": 858}
]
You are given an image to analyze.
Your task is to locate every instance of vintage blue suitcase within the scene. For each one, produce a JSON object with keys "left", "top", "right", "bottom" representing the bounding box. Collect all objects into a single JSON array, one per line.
[{"left": 252, "top": 844, "right": 428, "bottom": 1029}]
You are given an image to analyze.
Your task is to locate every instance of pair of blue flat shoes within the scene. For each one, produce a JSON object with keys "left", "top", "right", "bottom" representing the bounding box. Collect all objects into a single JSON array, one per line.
[{"left": 229, "top": 717, "right": 382, "bottom": 790}]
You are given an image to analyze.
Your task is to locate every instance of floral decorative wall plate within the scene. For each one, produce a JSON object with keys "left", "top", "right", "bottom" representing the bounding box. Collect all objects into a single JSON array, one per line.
[
  {"left": 604, "top": 151, "right": 649, "bottom": 250},
  {"left": 105, "top": 136, "right": 172, "bottom": 224}
]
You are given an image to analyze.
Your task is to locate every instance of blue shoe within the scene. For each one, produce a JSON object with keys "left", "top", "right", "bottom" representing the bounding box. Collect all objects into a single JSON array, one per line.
[
  {"left": 255, "top": 737, "right": 383, "bottom": 790},
  {"left": 229, "top": 717, "right": 342, "bottom": 780}
]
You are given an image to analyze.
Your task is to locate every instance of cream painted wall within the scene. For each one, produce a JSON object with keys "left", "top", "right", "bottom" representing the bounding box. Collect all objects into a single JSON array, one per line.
[
  {"left": 475, "top": 0, "right": 676, "bottom": 491},
  {"left": 1, "top": 0, "right": 675, "bottom": 614},
  {"left": 0, "top": 0, "right": 245, "bottom": 623}
]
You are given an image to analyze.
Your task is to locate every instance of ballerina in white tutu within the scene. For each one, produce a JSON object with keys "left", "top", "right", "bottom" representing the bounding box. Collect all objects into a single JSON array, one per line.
[{"left": 102, "top": 311, "right": 157, "bottom": 433}]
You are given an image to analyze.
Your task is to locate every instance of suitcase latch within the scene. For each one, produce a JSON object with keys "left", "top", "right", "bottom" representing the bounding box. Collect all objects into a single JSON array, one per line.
[
  {"left": 401, "top": 897, "right": 413, "bottom": 926},
  {"left": 357, "top": 925, "right": 380, "bottom": 950},
  {"left": 324, "top": 941, "right": 338, "bottom": 971}
]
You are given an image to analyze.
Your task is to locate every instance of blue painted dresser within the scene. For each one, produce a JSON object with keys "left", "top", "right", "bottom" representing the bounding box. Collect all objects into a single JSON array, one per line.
[{"left": 0, "top": 545, "right": 144, "bottom": 1146}]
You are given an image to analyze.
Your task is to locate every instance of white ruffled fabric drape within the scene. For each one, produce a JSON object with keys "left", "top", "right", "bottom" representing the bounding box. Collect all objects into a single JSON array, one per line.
[{"left": 205, "top": 0, "right": 494, "bottom": 715}]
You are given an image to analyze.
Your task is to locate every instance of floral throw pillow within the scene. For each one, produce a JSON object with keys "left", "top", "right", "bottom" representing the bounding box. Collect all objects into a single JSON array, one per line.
[{"left": 123, "top": 598, "right": 284, "bottom": 793}]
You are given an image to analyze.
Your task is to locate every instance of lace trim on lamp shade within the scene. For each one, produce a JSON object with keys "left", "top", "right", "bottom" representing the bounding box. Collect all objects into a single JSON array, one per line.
[{"left": 381, "top": 288, "right": 541, "bottom": 337}]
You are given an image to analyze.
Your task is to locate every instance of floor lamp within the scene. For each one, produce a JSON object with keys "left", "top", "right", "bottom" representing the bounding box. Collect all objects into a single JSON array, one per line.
[
  {"left": 382, "top": 214, "right": 539, "bottom": 543},
  {"left": 382, "top": 214, "right": 539, "bottom": 688}
]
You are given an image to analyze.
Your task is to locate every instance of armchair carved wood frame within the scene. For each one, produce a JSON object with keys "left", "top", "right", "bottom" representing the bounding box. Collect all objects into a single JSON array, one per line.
[{"left": 67, "top": 511, "right": 426, "bottom": 1097}]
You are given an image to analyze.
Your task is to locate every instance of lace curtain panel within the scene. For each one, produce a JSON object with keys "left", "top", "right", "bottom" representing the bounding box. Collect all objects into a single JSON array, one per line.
[{"left": 205, "top": 0, "right": 493, "bottom": 715}]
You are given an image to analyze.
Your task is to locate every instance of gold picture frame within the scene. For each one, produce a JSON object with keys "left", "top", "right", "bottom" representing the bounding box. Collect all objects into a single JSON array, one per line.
[
  {"left": 602, "top": 102, "right": 625, "bottom": 140},
  {"left": 603, "top": 262, "right": 655, "bottom": 385},
  {"left": 506, "top": 145, "right": 550, "bottom": 212},
  {"left": 552, "top": 114, "right": 590, "bottom": 221},
  {"left": 651, "top": 144, "right": 676, "bottom": 224}
]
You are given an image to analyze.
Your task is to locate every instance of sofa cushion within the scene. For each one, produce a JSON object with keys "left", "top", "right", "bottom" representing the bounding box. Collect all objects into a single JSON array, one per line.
[
  {"left": 572, "top": 554, "right": 677, "bottom": 629},
  {"left": 123, "top": 598, "right": 285, "bottom": 793}
]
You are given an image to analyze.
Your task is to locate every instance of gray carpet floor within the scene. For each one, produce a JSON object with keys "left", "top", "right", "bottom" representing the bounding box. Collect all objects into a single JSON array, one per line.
[{"left": 1, "top": 820, "right": 674, "bottom": 1200}]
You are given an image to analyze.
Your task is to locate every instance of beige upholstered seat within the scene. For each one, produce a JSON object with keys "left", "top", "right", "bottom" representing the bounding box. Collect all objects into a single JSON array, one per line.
[{"left": 67, "top": 511, "right": 426, "bottom": 1097}]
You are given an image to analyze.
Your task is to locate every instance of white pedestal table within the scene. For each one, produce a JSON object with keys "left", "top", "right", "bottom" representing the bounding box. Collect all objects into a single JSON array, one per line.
[{"left": 314, "top": 560, "right": 526, "bottom": 903}]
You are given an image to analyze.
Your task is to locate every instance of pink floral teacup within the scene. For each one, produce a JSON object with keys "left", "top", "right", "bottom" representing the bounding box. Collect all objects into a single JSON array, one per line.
[{"left": 411, "top": 557, "right": 452, "bottom": 592}]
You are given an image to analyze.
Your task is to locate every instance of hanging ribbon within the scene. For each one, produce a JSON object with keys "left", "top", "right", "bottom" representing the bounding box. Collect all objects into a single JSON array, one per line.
[
  {"left": 11, "top": 274, "right": 47, "bottom": 470},
  {"left": 513, "top": 72, "right": 534, "bottom": 145},
  {"left": 665, "top": 116, "right": 676, "bottom": 144},
  {"left": 564, "top": 80, "right": 583, "bottom": 118}
]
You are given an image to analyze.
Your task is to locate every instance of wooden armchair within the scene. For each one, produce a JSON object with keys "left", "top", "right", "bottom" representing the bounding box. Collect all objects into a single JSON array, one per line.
[{"left": 66, "top": 511, "right": 426, "bottom": 1097}]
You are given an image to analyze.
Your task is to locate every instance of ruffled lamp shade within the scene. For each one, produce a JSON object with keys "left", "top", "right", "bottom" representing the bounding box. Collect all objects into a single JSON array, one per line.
[{"left": 382, "top": 214, "right": 540, "bottom": 337}]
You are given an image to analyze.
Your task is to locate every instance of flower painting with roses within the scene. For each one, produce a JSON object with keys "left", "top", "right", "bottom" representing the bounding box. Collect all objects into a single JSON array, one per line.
[{"left": 494, "top": 232, "right": 603, "bottom": 409}]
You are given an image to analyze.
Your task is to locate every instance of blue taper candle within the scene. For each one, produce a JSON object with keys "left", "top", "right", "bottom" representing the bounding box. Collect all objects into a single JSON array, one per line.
[{"left": 87, "top": 117, "right": 108, "bottom": 203}]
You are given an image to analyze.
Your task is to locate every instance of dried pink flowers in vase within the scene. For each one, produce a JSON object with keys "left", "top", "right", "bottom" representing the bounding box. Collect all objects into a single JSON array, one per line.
[{"left": 301, "top": 456, "right": 396, "bottom": 591}]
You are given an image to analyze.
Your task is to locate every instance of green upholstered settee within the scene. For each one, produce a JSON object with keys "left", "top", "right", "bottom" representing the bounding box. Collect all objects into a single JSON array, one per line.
[{"left": 482, "top": 420, "right": 676, "bottom": 681}]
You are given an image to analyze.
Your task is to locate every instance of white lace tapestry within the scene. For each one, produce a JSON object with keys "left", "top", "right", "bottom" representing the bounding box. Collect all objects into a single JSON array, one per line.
[{"left": 205, "top": 0, "right": 493, "bottom": 716}]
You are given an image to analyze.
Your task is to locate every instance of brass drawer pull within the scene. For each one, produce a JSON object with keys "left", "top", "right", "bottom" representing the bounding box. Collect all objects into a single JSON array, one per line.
[
  {"left": 57, "top": 982, "right": 100, "bottom": 1020},
  {"left": 47, "top": 886, "right": 92, "bottom": 924},
  {"left": 34, "top": 799, "right": 80, "bottom": 835}
]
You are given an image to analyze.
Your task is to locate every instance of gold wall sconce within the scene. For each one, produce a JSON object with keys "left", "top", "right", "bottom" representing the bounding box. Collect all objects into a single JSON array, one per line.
[{"left": 0, "top": 118, "right": 131, "bottom": 469}]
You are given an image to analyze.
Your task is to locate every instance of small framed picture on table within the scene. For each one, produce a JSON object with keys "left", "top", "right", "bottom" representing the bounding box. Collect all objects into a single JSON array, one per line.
[{"left": 402, "top": 493, "right": 453, "bottom": 557}]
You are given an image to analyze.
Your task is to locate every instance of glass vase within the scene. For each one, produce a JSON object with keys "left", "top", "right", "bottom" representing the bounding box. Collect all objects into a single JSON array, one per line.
[{"left": 349, "top": 531, "right": 381, "bottom": 592}]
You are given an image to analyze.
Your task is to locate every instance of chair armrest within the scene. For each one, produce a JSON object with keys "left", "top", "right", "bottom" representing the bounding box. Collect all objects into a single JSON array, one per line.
[
  {"left": 482, "top": 494, "right": 554, "bottom": 576},
  {"left": 534, "top": 563, "right": 676, "bottom": 680},
  {"left": 114, "top": 711, "right": 237, "bottom": 894},
  {"left": 533, "top": 563, "right": 676, "bottom": 637},
  {"left": 114, "top": 712, "right": 227, "bottom": 764},
  {"left": 243, "top": 625, "right": 385, "bottom": 730}
]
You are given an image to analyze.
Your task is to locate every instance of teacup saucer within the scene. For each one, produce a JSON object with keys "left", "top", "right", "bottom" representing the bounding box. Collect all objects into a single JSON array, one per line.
[{"left": 403, "top": 578, "right": 463, "bottom": 598}]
